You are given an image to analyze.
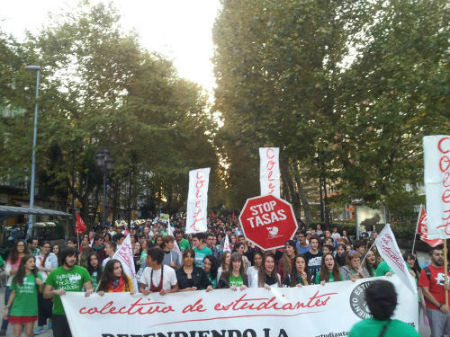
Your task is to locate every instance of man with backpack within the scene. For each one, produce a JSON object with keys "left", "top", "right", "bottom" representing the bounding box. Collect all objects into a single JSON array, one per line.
[{"left": 418, "top": 246, "right": 450, "bottom": 337}]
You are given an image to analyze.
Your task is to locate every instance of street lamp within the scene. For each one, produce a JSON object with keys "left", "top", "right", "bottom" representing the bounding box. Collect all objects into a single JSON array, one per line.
[
  {"left": 96, "top": 149, "right": 113, "bottom": 228},
  {"left": 25, "top": 65, "right": 41, "bottom": 238}
]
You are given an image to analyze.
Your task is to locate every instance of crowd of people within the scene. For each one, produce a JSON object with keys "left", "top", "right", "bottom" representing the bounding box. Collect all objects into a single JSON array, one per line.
[{"left": 0, "top": 216, "right": 442, "bottom": 337}]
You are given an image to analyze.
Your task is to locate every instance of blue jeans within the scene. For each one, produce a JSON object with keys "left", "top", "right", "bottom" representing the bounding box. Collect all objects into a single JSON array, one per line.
[{"left": 1, "top": 286, "right": 12, "bottom": 331}]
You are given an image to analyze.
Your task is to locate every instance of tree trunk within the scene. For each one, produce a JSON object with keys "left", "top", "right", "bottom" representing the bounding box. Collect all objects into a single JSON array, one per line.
[{"left": 292, "top": 161, "right": 312, "bottom": 225}]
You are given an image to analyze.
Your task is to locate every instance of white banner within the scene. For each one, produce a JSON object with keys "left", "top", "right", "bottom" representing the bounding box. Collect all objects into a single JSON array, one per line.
[
  {"left": 186, "top": 168, "right": 210, "bottom": 233},
  {"left": 259, "top": 147, "right": 280, "bottom": 198},
  {"left": 424, "top": 135, "right": 450, "bottom": 239},
  {"left": 112, "top": 234, "right": 138, "bottom": 291},
  {"left": 375, "top": 224, "right": 417, "bottom": 294},
  {"left": 61, "top": 276, "right": 417, "bottom": 337}
]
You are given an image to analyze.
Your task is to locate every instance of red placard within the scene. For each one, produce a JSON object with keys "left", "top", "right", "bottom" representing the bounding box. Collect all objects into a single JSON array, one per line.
[{"left": 239, "top": 195, "right": 298, "bottom": 250}]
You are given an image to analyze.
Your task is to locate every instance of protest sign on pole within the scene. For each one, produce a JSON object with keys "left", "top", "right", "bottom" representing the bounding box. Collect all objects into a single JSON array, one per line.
[
  {"left": 259, "top": 147, "right": 280, "bottom": 198},
  {"left": 423, "top": 135, "right": 450, "bottom": 239},
  {"left": 112, "top": 234, "right": 137, "bottom": 291},
  {"left": 186, "top": 168, "right": 211, "bottom": 234},
  {"left": 223, "top": 234, "right": 232, "bottom": 252},
  {"left": 62, "top": 276, "right": 418, "bottom": 337},
  {"left": 375, "top": 224, "right": 417, "bottom": 294},
  {"left": 415, "top": 205, "right": 444, "bottom": 250}
]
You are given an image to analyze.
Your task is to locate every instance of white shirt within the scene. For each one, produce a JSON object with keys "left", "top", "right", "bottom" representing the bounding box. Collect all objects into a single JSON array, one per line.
[
  {"left": 139, "top": 265, "right": 177, "bottom": 291},
  {"left": 35, "top": 253, "right": 58, "bottom": 282},
  {"left": 246, "top": 266, "right": 259, "bottom": 288}
]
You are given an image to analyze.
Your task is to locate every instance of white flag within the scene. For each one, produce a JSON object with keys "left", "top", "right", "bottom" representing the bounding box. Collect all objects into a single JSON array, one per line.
[
  {"left": 375, "top": 224, "right": 416, "bottom": 294},
  {"left": 186, "top": 168, "right": 211, "bottom": 234},
  {"left": 223, "top": 234, "right": 232, "bottom": 253},
  {"left": 112, "top": 234, "right": 138, "bottom": 291},
  {"left": 424, "top": 135, "right": 450, "bottom": 239},
  {"left": 259, "top": 147, "right": 280, "bottom": 198}
]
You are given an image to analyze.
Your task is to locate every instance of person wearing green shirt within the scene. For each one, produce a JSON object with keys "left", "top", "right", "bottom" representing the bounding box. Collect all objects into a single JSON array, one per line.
[
  {"left": 217, "top": 252, "right": 248, "bottom": 290},
  {"left": 192, "top": 233, "right": 212, "bottom": 268},
  {"left": 315, "top": 253, "right": 343, "bottom": 285},
  {"left": 376, "top": 260, "right": 411, "bottom": 277},
  {"left": 203, "top": 255, "right": 218, "bottom": 288},
  {"left": 3, "top": 255, "right": 43, "bottom": 337},
  {"left": 86, "top": 252, "right": 102, "bottom": 291},
  {"left": 175, "top": 230, "right": 190, "bottom": 252},
  {"left": 349, "top": 280, "right": 420, "bottom": 337},
  {"left": 44, "top": 248, "right": 93, "bottom": 337}
]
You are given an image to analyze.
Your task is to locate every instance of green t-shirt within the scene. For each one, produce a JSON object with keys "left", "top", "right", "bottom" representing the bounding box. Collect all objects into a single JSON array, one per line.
[
  {"left": 45, "top": 265, "right": 91, "bottom": 315},
  {"left": 229, "top": 274, "right": 244, "bottom": 287},
  {"left": 178, "top": 239, "right": 190, "bottom": 252},
  {"left": 207, "top": 273, "right": 217, "bottom": 289},
  {"left": 10, "top": 273, "right": 42, "bottom": 317},
  {"left": 90, "top": 271, "right": 99, "bottom": 291},
  {"left": 315, "top": 271, "right": 343, "bottom": 284},
  {"left": 349, "top": 318, "right": 420, "bottom": 337},
  {"left": 375, "top": 261, "right": 391, "bottom": 276},
  {"left": 193, "top": 246, "right": 213, "bottom": 268}
]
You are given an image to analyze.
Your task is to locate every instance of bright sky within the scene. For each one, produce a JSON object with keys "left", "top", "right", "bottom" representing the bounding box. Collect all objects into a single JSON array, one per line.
[{"left": 1, "top": 0, "right": 221, "bottom": 94}]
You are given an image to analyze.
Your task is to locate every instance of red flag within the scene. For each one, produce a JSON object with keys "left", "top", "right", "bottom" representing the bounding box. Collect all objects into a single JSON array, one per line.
[
  {"left": 211, "top": 210, "right": 217, "bottom": 218},
  {"left": 232, "top": 209, "right": 236, "bottom": 222},
  {"left": 75, "top": 213, "right": 87, "bottom": 235},
  {"left": 417, "top": 206, "right": 443, "bottom": 247}
]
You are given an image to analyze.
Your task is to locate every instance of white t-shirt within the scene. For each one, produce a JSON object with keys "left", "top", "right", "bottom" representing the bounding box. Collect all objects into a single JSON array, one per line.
[{"left": 139, "top": 265, "right": 177, "bottom": 291}]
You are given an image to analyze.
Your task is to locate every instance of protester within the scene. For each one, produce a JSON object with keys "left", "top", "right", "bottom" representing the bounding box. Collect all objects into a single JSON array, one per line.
[
  {"left": 305, "top": 235, "right": 322, "bottom": 282},
  {"left": 217, "top": 251, "right": 231, "bottom": 281},
  {"left": 2, "top": 255, "right": 43, "bottom": 337},
  {"left": 255, "top": 253, "right": 281, "bottom": 289},
  {"left": 27, "top": 238, "right": 40, "bottom": 257},
  {"left": 340, "top": 251, "right": 368, "bottom": 281},
  {"left": 153, "top": 234, "right": 163, "bottom": 248},
  {"left": 138, "top": 247, "right": 178, "bottom": 295},
  {"left": 218, "top": 252, "right": 248, "bottom": 290},
  {"left": 247, "top": 251, "right": 263, "bottom": 288},
  {"left": 349, "top": 280, "right": 420, "bottom": 337},
  {"left": 0, "top": 240, "right": 28, "bottom": 336},
  {"left": 233, "top": 242, "right": 251, "bottom": 271},
  {"left": 91, "top": 235, "right": 107, "bottom": 265},
  {"left": 35, "top": 241, "right": 58, "bottom": 334},
  {"left": 133, "top": 242, "right": 142, "bottom": 271},
  {"left": 315, "top": 253, "right": 343, "bottom": 285},
  {"left": 175, "top": 230, "right": 190, "bottom": 252},
  {"left": 52, "top": 245, "right": 60, "bottom": 259},
  {"left": 203, "top": 255, "right": 218, "bottom": 289},
  {"left": 86, "top": 252, "right": 102, "bottom": 291},
  {"left": 278, "top": 240, "right": 297, "bottom": 285},
  {"left": 290, "top": 255, "right": 310, "bottom": 287},
  {"left": 43, "top": 248, "right": 93, "bottom": 337},
  {"left": 404, "top": 252, "right": 421, "bottom": 279},
  {"left": 335, "top": 243, "right": 347, "bottom": 267},
  {"left": 362, "top": 250, "right": 379, "bottom": 277},
  {"left": 418, "top": 246, "right": 450, "bottom": 337},
  {"left": 176, "top": 249, "right": 212, "bottom": 291},
  {"left": 296, "top": 231, "right": 310, "bottom": 255},
  {"left": 206, "top": 233, "right": 221, "bottom": 260},
  {"left": 162, "top": 235, "right": 181, "bottom": 269},
  {"left": 78, "top": 246, "right": 93, "bottom": 268},
  {"left": 102, "top": 241, "right": 117, "bottom": 268},
  {"left": 98, "top": 259, "right": 134, "bottom": 293},
  {"left": 192, "top": 233, "right": 212, "bottom": 268}
]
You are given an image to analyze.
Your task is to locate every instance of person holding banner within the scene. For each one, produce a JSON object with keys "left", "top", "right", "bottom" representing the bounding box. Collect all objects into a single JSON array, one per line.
[
  {"left": 289, "top": 255, "right": 310, "bottom": 287},
  {"left": 203, "top": 255, "right": 218, "bottom": 288},
  {"left": 362, "top": 249, "right": 379, "bottom": 277},
  {"left": 418, "top": 246, "right": 450, "bottom": 337},
  {"left": 138, "top": 247, "right": 178, "bottom": 295},
  {"left": 43, "top": 248, "right": 93, "bottom": 337},
  {"left": 217, "top": 252, "right": 248, "bottom": 290},
  {"left": 278, "top": 240, "right": 297, "bottom": 285},
  {"left": 97, "top": 259, "right": 134, "bottom": 294},
  {"left": 86, "top": 252, "right": 102, "bottom": 291},
  {"left": 340, "top": 251, "right": 368, "bottom": 281},
  {"left": 256, "top": 253, "right": 281, "bottom": 288},
  {"left": 176, "top": 249, "right": 213, "bottom": 292},
  {"left": 247, "top": 251, "right": 263, "bottom": 288},
  {"left": 315, "top": 253, "right": 343, "bottom": 285}
]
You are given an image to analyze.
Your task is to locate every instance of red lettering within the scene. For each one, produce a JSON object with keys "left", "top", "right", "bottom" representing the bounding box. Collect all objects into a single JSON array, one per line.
[
  {"left": 182, "top": 299, "right": 206, "bottom": 313},
  {"left": 78, "top": 298, "right": 174, "bottom": 316},
  {"left": 266, "top": 148, "right": 275, "bottom": 159},
  {"left": 438, "top": 137, "right": 450, "bottom": 154},
  {"left": 442, "top": 189, "right": 450, "bottom": 203},
  {"left": 439, "top": 156, "right": 450, "bottom": 173}
]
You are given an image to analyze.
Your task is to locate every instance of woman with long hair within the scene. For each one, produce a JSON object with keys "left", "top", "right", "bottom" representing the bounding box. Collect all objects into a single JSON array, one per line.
[
  {"left": 233, "top": 242, "right": 250, "bottom": 271},
  {"left": 203, "top": 255, "right": 218, "bottom": 289},
  {"left": 404, "top": 251, "right": 421, "bottom": 279},
  {"left": 278, "top": 240, "right": 297, "bottom": 285},
  {"left": 340, "top": 251, "right": 368, "bottom": 281},
  {"left": 316, "top": 253, "right": 343, "bottom": 285},
  {"left": 3, "top": 255, "right": 43, "bottom": 337},
  {"left": 256, "top": 253, "right": 281, "bottom": 288},
  {"left": 153, "top": 234, "right": 163, "bottom": 248},
  {"left": 335, "top": 244, "right": 347, "bottom": 267},
  {"left": 52, "top": 244, "right": 60, "bottom": 259},
  {"left": 97, "top": 259, "right": 134, "bottom": 294},
  {"left": 133, "top": 242, "right": 142, "bottom": 272},
  {"left": 362, "top": 250, "right": 379, "bottom": 277},
  {"left": 290, "top": 255, "right": 311, "bottom": 287},
  {"left": 247, "top": 251, "right": 263, "bottom": 288},
  {"left": 217, "top": 251, "right": 231, "bottom": 281},
  {"left": 86, "top": 253, "right": 102, "bottom": 291},
  {"left": 176, "top": 249, "right": 212, "bottom": 291},
  {"left": 1, "top": 240, "right": 28, "bottom": 335},
  {"left": 78, "top": 246, "right": 94, "bottom": 268},
  {"left": 217, "top": 252, "right": 248, "bottom": 290}
]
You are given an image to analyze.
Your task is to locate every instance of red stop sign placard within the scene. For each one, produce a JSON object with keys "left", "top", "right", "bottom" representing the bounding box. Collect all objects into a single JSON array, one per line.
[{"left": 239, "top": 195, "right": 298, "bottom": 250}]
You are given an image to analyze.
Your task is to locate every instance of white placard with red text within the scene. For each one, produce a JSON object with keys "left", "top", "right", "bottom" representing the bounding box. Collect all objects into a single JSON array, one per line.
[
  {"left": 375, "top": 224, "right": 417, "bottom": 294},
  {"left": 259, "top": 147, "right": 280, "bottom": 198},
  {"left": 61, "top": 276, "right": 417, "bottom": 337},
  {"left": 424, "top": 135, "right": 450, "bottom": 239},
  {"left": 112, "top": 234, "right": 138, "bottom": 291},
  {"left": 186, "top": 168, "right": 210, "bottom": 233}
]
